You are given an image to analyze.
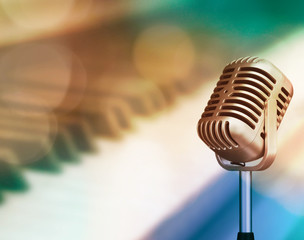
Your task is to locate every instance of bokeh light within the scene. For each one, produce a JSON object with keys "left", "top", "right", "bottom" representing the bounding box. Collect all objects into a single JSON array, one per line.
[
  {"left": 0, "top": 0, "right": 75, "bottom": 30},
  {"left": 0, "top": 43, "right": 80, "bottom": 112},
  {"left": 133, "top": 25, "right": 195, "bottom": 83}
]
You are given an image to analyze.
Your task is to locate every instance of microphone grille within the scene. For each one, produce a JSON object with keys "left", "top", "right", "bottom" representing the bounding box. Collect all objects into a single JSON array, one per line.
[
  {"left": 276, "top": 86, "right": 292, "bottom": 128},
  {"left": 197, "top": 120, "right": 238, "bottom": 150},
  {"left": 198, "top": 57, "right": 293, "bottom": 158}
]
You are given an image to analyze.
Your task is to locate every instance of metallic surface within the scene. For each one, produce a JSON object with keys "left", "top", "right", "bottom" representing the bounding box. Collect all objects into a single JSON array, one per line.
[
  {"left": 197, "top": 57, "right": 293, "bottom": 168},
  {"left": 239, "top": 171, "right": 252, "bottom": 233},
  {"left": 215, "top": 98, "right": 278, "bottom": 171}
]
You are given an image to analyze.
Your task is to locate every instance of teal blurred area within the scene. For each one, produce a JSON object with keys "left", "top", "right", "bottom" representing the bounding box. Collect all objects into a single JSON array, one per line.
[{"left": 130, "top": 0, "right": 304, "bottom": 44}]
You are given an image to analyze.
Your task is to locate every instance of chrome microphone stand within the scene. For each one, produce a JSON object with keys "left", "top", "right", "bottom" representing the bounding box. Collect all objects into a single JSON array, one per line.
[{"left": 237, "top": 170, "right": 254, "bottom": 240}]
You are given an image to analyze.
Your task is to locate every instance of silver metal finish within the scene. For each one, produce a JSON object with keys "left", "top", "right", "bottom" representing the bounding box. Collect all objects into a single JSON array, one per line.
[{"left": 239, "top": 171, "right": 252, "bottom": 233}]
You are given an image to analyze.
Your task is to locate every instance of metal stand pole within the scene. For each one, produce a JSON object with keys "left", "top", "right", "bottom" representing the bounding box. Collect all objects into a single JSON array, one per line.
[{"left": 237, "top": 171, "right": 255, "bottom": 240}]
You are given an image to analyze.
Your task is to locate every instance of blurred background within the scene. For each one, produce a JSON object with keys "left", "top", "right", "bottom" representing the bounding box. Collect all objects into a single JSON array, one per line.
[{"left": 0, "top": 0, "right": 304, "bottom": 239}]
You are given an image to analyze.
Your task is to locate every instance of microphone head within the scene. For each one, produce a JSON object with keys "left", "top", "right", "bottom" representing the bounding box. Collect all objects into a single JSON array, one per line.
[{"left": 197, "top": 57, "right": 293, "bottom": 164}]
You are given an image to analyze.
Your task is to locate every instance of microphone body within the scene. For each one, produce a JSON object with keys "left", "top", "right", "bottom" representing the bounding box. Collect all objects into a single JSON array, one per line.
[
  {"left": 197, "top": 56, "right": 293, "bottom": 240},
  {"left": 197, "top": 57, "right": 293, "bottom": 168}
]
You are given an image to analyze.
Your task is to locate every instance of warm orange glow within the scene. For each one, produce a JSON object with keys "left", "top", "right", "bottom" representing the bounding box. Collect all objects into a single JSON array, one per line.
[
  {"left": 0, "top": 43, "right": 87, "bottom": 112},
  {"left": 0, "top": 0, "right": 75, "bottom": 30},
  {"left": 133, "top": 25, "right": 195, "bottom": 82}
]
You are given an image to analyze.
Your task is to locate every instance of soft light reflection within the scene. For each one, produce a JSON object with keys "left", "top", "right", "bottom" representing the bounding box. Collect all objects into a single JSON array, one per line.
[
  {"left": 0, "top": 42, "right": 86, "bottom": 164},
  {"left": 265, "top": 30, "right": 304, "bottom": 104},
  {"left": 133, "top": 25, "right": 195, "bottom": 83},
  {"left": 68, "top": 0, "right": 93, "bottom": 23},
  {"left": 0, "top": 0, "right": 75, "bottom": 30},
  {"left": 253, "top": 30, "right": 304, "bottom": 212},
  {"left": 57, "top": 51, "right": 87, "bottom": 113},
  {"left": 84, "top": 88, "right": 221, "bottom": 240},
  {"left": 0, "top": 43, "right": 74, "bottom": 112}
]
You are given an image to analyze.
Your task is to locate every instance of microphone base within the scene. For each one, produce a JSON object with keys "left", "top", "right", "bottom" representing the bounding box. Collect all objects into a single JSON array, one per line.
[{"left": 237, "top": 232, "right": 255, "bottom": 240}]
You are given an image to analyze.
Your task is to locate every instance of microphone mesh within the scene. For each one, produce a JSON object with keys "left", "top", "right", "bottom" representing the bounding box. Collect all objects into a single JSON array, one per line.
[
  {"left": 198, "top": 57, "right": 293, "bottom": 161},
  {"left": 198, "top": 120, "right": 237, "bottom": 150}
]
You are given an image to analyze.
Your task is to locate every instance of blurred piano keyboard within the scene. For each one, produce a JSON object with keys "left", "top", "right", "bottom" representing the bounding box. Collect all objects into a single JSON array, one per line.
[
  {"left": 0, "top": 2, "right": 227, "bottom": 240},
  {"left": 0, "top": 1, "right": 304, "bottom": 240}
]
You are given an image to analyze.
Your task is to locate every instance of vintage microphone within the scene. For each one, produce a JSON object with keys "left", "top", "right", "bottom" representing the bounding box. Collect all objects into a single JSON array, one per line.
[{"left": 197, "top": 57, "right": 293, "bottom": 240}]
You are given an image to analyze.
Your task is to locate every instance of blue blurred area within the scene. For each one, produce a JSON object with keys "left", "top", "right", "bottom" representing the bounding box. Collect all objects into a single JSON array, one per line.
[
  {"left": 147, "top": 173, "right": 304, "bottom": 240},
  {"left": 145, "top": 173, "right": 239, "bottom": 240}
]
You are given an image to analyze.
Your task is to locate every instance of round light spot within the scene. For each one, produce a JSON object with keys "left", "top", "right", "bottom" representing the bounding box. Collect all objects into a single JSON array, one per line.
[
  {"left": 133, "top": 25, "right": 195, "bottom": 82},
  {"left": 0, "top": 0, "right": 75, "bottom": 30},
  {"left": 0, "top": 43, "right": 77, "bottom": 112}
]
